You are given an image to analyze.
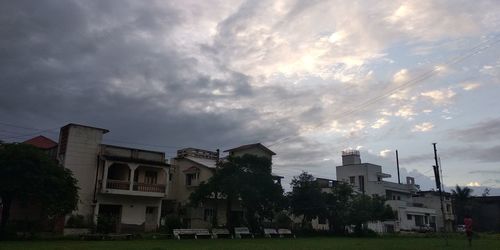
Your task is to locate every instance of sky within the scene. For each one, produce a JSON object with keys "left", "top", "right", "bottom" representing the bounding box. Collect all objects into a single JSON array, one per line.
[{"left": 1, "top": 0, "right": 500, "bottom": 195}]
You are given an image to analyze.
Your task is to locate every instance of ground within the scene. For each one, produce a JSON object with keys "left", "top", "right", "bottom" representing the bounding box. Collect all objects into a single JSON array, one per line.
[{"left": 1, "top": 237, "right": 499, "bottom": 250}]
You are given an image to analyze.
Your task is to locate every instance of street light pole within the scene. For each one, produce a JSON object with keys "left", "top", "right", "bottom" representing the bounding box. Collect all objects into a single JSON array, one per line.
[{"left": 433, "top": 143, "right": 448, "bottom": 246}]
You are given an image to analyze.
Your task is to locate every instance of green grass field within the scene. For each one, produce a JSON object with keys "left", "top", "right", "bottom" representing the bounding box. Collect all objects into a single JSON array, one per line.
[{"left": 1, "top": 237, "right": 499, "bottom": 250}]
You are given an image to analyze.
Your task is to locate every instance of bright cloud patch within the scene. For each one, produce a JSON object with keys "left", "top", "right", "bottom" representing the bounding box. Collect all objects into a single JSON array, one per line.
[
  {"left": 421, "top": 89, "right": 456, "bottom": 104},
  {"left": 412, "top": 122, "right": 434, "bottom": 132},
  {"left": 379, "top": 149, "right": 392, "bottom": 157},
  {"left": 467, "top": 181, "right": 481, "bottom": 187},
  {"left": 371, "top": 118, "right": 389, "bottom": 129},
  {"left": 328, "top": 30, "right": 347, "bottom": 44},
  {"left": 394, "top": 105, "right": 417, "bottom": 119},
  {"left": 393, "top": 69, "right": 409, "bottom": 83},
  {"left": 461, "top": 82, "right": 481, "bottom": 91}
]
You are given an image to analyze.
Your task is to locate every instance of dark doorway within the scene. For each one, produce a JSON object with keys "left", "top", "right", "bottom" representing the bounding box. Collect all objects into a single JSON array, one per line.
[{"left": 98, "top": 204, "right": 122, "bottom": 233}]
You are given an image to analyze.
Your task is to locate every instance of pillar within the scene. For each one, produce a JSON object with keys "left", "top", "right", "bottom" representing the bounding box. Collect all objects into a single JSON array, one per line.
[
  {"left": 129, "top": 164, "right": 139, "bottom": 191},
  {"left": 102, "top": 161, "right": 112, "bottom": 189}
]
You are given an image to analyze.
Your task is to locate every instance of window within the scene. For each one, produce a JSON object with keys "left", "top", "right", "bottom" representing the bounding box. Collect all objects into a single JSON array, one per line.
[
  {"left": 145, "top": 171, "right": 158, "bottom": 184},
  {"left": 204, "top": 208, "right": 215, "bottom": 221},
  {"left": 349, "top": 176, "right": 355, "bottom": 185},
  {"left": 415, "top": 215, "right": 424, "bottom": 226},
  {"left": 407, "top": 214, "right": 412, "bottom": 220},
  {"left": 358, "top": 176, "right": 365, "bottom": 193},
  {"left": 446, "top": 204, "right": 451, "bottom": 212},
  {"left": 430, "top": 216, "right": 436, "bottom": 223},
  {"left": 186, "top": 173, "right": 198, "bottom": 186},
  {"left": 146, "top": 206, "right": 156, "bottom": 214}
]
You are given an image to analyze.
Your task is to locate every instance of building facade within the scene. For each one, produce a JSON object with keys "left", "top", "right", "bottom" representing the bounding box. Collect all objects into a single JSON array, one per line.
[
  {"left": 57, "top": 124, "right": 169, "bottom": 233},
  {"left": 413, "top": 191, "right": 454, "bottom": 231},
  {"left": 167, "top": 143, "right": 279, "bottom": 229}
]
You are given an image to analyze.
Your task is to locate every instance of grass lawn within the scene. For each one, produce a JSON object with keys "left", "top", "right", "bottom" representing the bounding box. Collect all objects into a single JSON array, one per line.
[{"left": 1, "top": 237, "right": 499, "bottom": 250}]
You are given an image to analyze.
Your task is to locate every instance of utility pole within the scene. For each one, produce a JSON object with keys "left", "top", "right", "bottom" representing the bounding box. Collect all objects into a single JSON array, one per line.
[
  {"left": 396, "top": 150, "right": 401, "bottom": 184},
  {"left": 433, "top": 143, "right": 448, "bottom": 246}
]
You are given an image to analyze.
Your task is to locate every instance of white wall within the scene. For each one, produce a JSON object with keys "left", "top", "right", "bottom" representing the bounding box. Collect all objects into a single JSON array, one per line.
[
  {"left": 60, "top": 125, "right": 104, "bottom": 218},
  {"left": 96, "top": 195, "right": 162, "bottom": 225}
]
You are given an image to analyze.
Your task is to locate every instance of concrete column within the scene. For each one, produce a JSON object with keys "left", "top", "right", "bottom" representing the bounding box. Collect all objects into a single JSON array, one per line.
[
  {"left": 93, "top": 203, "right": 100, "bottom": 225},
  {"left": 157, "top": 199, "right": 163, "bottom": 228},
  {"left": 102, "top": 161, "right": 112, "bottom": 190},
  {"left": 162, "top": 168, "right": 169, "bottom": 195},
  {"left": 129, "top": 164, "right": 139, "bottom": 191}
]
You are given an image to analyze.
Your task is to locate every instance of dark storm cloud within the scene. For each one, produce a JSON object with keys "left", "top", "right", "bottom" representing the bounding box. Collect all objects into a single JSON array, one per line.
[
  {"left": 448, "top": 118, "right": 500, "bottom": 142},
  {"left": 0, "top": 0, "right": 293, "bottom": 152}
]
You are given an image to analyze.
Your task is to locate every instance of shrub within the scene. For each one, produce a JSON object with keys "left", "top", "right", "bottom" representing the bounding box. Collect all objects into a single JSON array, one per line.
[
  {"left": 95, "top": 215, "right": 118, "bottom": 234},
  {"left": 160, "top": 215, "right": 182, "bottom": 234},
  {"left": 274, "top": 212, "right": 293, "bottom": 229},
  {"left": 66, "top": 214, "right": 87, "bottom": 228}
]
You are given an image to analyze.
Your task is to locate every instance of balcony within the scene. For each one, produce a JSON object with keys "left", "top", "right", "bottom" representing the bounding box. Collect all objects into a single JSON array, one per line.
[
  {"left": 106, "top": 180, "right": 129, "bottom": 190},
  {"left": 99, "top": 162, "right": 168, "bottom": 198},
  {"left": 133, "top": 183, "right": 166, "bottom": 193},
  {"left": 100, "top": 180, "right": 166, "bottom": 197}
]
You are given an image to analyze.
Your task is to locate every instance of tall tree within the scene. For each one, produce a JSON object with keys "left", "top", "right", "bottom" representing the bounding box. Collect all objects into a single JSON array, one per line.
[
  {"left": 0, "top": 143, "right": 79, "bottom": 237},
  {"left": 189, "top": 155, "right": 284, "bottom": 231},
  {"left": 288, "top": 172, "right": 325, "bottom": 229},
  {"left": 323, "top": 182, "right": 354, "bottom": 234},
  {"left": 451, "top": 185, "right": 473, "bottom": 224}
]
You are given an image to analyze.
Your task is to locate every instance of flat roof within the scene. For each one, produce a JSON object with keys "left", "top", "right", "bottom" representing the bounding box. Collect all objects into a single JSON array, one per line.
[
  {"left": 101, "top": 143, "right": 165, "bottom": 155},
  {"left": 62, "top": 123, "right": 110, "bottom": 134}
]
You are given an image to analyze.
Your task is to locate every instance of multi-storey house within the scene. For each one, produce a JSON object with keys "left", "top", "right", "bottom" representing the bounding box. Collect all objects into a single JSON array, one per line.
[{"left": 57, "top": 124, "right": 170, "bottom": 233}]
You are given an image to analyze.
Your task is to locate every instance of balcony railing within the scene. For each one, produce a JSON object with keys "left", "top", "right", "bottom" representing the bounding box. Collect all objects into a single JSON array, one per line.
[
  {"left": 102, "top": 179, "right": 166, "bottom": 194},
  {"left": 106, "top": 179, "right": 130, "bottom": 190},
  {"left": 133, "top": 183, "right": 166, "bottom": 193}
]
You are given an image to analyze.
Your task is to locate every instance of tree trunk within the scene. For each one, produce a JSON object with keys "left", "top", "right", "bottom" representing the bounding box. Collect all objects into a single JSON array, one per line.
[
  {"left": 225, "top": 196, "right": 232, "bottom": 229},
  {"left": 212, "top": 198, "right": 219, "bottom": 227},
  {"left": 0, "top": 196, "right": 12, "bottom": 238}
]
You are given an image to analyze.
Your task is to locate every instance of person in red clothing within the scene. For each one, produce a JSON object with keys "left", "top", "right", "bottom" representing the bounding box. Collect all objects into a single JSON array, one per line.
[{"left": 464, "top": 214, "right": 473, "bottom": 247}]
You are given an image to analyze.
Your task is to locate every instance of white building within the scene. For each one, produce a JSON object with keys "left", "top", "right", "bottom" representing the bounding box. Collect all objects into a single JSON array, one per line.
[
  {"left": 413, "top": 191, "right": 454, "bottom": 231},
  {"left": 57, "top": 124, "right": 169, "bottom": 233},
  {"left": 336, "top": 150, "right": 437, "bottom": 232}
]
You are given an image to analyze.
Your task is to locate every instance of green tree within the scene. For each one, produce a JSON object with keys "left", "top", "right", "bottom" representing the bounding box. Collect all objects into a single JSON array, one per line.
[
  {"left": 451, "top": 185, "right": 473, "bottom": 224},
  {"left": 0, "top": 143, "right": 79, "bottom": 237},
  {"left": 288, "top": 172, "right": 325, "bottom": 229},
  {"left": 189, "top": 154, "right": 284, "bottom": 231},
  {"left": 323, "top": 182, "right": 354, "bottom": 234},
  {"left": 273, "top": 211, "right": 292, "bottom": 229},
  {"left": 348, "top": 194, "right": 394, "bottom": 235}
]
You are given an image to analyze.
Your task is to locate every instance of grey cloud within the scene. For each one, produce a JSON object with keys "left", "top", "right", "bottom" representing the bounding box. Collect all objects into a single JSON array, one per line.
[
  {"left": 448, "top": 118, "right": 500, "bottom": 142},
  {"left": 469, "top": 170, "right": 500, "bottom": 174},
  {"left": 402, "top": 145, "right": 500, "bottom": 165},
  {"left": 0, "top": 0, "right": 295, "bottom": 153}
]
